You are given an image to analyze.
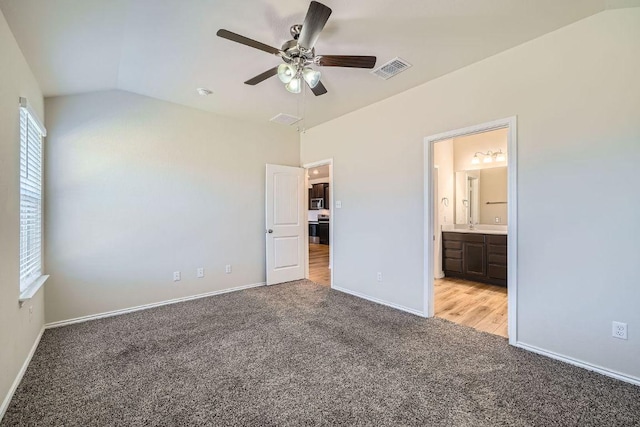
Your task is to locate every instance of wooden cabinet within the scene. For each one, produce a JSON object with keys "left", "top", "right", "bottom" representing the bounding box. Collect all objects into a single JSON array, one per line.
[
  {"left": 318, "top": 223, "right": 329, "bottom": 245},
  {"left": 464, "top": 242, "right": 486, "bottom": 277},
  {"left": 323, "top": 185, "right": 330, "bottom": 210},
  {"left": 309, "top": 184, "right": 329, "bottom": 209},
  {"left": 311, "top": 184, "right": 324, "bottom": 199},
  {"left": 442, "top": 232, "right": 507, "bottom": 287},
  {"left": 487, "top": 235, "right": 507, "bottom": 285}
]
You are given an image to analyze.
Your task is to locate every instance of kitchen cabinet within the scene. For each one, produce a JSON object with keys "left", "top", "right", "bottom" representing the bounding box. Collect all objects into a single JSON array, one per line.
[
  {"left": 309, "top": 183, "right": 329, "bottom": 209},
  {"left": 311, "top": 184, "right": 325, "bottom": 199},
  {"left": 318, "top": 223, "right": 329, "bottom": 245},
  {"left": 442, "top": 232, "right": 506, "bottom": 287},
  {"left": 323, "top": 185, "right": 330, "bottom": 210}
]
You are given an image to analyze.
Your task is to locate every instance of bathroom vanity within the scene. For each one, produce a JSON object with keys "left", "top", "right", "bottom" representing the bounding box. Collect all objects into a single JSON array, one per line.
[{"left": 442, "top": 231, "right": 507, "bottom": 287}]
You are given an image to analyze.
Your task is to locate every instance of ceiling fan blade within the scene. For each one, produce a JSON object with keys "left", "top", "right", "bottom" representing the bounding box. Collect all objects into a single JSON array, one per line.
[
  {"left": 216, "top": 29, "right": 280, "bottom": 55},
  {"left": 244, "top": 67, "right": 279, "bottom": 85},
  {"left": 308, "top": 80, "right": 327, "bottom": 96},
  {"left": 317, "top": 55, "right": 377, "bottom": 69},
  {"left": 298, "top": 1, "right": 332, "bottom": 50}
]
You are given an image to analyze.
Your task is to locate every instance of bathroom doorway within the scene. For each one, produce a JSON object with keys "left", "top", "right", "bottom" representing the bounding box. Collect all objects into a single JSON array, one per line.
[
  {"left": 304, "top": 160, "right": 333, "bottom": 287},
  {"left": 424, "top": 118, "right": 517, "bottom": 343}
]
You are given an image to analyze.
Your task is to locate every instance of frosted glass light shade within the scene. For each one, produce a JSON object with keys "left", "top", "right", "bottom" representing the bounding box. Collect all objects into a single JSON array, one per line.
[
  {"left": 483, "top": 156, "right": 493, "bottom": 163},
  {"left": 285, "top": 77, "right": 302, "bottom": 94},
  {"left": 471, "top": 155, "right": 480, "bottom": 165},
  {"left": 302, "top": 67, "right": 321, "bottom": 88},
  {"left": 277, "top": 63, "right": 295, "bottom": 84},
  {"left": 496, "top": 152, "right": 506, "bottom": 162}
]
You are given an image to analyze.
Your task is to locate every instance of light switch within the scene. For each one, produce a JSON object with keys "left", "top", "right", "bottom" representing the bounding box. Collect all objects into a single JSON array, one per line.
[{"left": 335, "top": 200, "right": 342, "bottom": 208}]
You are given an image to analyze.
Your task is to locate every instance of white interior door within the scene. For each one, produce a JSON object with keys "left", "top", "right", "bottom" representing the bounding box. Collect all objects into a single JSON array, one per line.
[{"left": 265, "top": 164, "right": 305, "bottom": 286}]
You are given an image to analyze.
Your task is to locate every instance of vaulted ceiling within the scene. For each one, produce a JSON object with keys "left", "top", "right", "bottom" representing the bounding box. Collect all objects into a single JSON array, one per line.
[{"left": 1, "top": 0, "right": 636, "bottom": 128}]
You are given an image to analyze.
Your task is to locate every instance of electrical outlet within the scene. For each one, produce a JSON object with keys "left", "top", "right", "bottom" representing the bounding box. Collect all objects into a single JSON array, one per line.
[
  {"left": 29, "top": 305, "right": 33, "bottom": 323},
  {"left": 377, "top": 272, "right": 383, "bottom": 282},
  {"left": 225, "top": 265, "right": 232, "bottom": 274},
  {"left": 335, "top": 200, "right": 342, "bottom": 209},
  {"left": 197, "top": 267, "right": 204, "bottom": 278},
  {"left": 612, "top": 321, "right": 628, "bottom": 340},
  {"left": 173, "top": 271, "right": 181, "bottom": 282},
  {"left": 495, "top": 217, "right": 501, "bottom": 223}
]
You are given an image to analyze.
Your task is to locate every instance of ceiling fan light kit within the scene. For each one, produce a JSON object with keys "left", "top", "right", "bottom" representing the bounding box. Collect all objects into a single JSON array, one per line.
[
  {"left": 285, "top": 77, "right": 302, "bottom": 94},
  {"left": 302, "top": 67, "right": 321, "bottom": 88},
  {"left": 277, "top": 62, "right": 321, "bottom": 93},
  {"left": 277, "top": 63, "right": 296, "bottom": 84},
  {"left": 216, "top": 1, "right": 376, "bottom": 97}
]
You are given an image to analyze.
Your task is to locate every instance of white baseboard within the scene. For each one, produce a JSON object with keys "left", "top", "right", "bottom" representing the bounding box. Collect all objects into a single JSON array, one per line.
[
  {"left": 0, "top": 327, "right": 45, "bottom": 421},
  {"left": 45, "top": 282, "right": 266, "bottom": 329},
  {"left": 515, "top": 342, "right": 640, "bottom": 387},
  {"left": 332, "top": 285, "right": 426, "bottom": 317}
]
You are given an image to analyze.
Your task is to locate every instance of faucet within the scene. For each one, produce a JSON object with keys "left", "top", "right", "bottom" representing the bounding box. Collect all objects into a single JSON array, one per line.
[{"left": 468, "top": 220, "right": 474, "bottom": 230}]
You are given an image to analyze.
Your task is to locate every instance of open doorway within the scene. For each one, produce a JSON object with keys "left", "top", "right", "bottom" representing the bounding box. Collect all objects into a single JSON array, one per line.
[
  {"left": 425, "top": 118, "right": 517, "bottom": 343},
  {"left": 304, "top": 160, "right": 332, "bottom": 287}
]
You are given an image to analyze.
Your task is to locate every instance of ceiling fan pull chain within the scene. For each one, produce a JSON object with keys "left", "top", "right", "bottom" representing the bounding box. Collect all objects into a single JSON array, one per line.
[{"left": 302, "top": 84, "right": 307, "bottom": 133}]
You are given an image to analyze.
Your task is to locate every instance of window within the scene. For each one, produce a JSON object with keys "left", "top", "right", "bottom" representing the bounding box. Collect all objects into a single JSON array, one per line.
[{"left": 19, "top": 98, "right": 46, "bottom": 293}]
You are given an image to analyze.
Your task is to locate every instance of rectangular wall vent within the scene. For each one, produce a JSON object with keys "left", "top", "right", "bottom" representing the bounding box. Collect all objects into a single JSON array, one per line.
[
  {"left": 270, "top": 113, "right": 302, "bottom": 126},
  {"left": 371, "top": 57, "right": 412, "bottom": 80}
]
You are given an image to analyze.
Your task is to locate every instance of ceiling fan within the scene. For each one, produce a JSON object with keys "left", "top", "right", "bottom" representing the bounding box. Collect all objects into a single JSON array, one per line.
[{"left": 216, "top": 1, "right": 376, "bottom": 96}]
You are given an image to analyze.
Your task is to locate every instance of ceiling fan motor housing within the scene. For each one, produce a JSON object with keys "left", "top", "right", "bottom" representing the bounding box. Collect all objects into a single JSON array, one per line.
[{"left": 281, "top": 37, "right": 315, "bottom": 64}]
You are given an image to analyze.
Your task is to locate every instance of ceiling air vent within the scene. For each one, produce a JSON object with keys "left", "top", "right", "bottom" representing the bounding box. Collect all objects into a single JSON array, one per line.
[
  {"left": 270, "top": 113, "right": 302, "bottom": 126},
  {"left": 371, "top": 57, "right": 412, "bottom": 80}
]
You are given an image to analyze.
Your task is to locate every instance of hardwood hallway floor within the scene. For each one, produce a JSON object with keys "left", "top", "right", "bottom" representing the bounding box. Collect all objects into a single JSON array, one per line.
[
  {"left": 435, "top": 277, "right": 508, "bottom": 338},
  {"left": 309, "top": 243, "right": 330, "bottom": 286}
]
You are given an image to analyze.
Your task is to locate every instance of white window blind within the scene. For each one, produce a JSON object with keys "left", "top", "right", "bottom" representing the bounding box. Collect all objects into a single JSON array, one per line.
[{"left": 19, "top": 100, "right": 46, "bottom": 292}]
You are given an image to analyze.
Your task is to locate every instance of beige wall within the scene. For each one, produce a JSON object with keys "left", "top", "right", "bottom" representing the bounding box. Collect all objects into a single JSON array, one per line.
[
  {"left": 44, "top": 90, "right": 299, "bottom": 323},
  {"left": 301, "top": 9, "right": 640, "bottom": 379},
  {"left": 0, "top": 9, "right": 45, "bottom": 414}
]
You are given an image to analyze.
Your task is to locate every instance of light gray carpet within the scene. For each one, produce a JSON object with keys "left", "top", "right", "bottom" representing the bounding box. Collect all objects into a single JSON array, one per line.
[{"left": 3, "top": 280, "right": 640, "bottom": 426}]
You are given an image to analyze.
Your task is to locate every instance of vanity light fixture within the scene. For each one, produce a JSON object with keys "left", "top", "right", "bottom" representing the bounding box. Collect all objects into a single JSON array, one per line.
[{"left": 471, "top": 149, "right": 506, "bottom": 165}]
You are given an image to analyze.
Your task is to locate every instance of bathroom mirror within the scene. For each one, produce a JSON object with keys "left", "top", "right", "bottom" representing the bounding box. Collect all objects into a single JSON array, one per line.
[{"left": 455, "top": 166, "right": 507, "bottom": 225}]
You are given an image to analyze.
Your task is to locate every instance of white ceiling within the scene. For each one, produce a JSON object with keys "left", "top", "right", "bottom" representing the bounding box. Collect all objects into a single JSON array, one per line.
[{"left": 1, "top": 0, "right": 637, "bottom": 128}]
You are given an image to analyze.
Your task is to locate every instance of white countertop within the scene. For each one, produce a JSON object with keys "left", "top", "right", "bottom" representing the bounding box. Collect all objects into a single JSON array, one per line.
[{"left": 441, "top": 225, "right": 507, "bottom": 235}]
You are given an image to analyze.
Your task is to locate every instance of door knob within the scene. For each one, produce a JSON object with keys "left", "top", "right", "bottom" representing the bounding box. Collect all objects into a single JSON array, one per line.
[{"left": 267, "top": 229, "right": 273, "bottom": 233}]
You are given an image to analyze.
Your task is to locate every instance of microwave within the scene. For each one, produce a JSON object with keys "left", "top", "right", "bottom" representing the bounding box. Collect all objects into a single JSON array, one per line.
[{"left": 310, "top": 198, "right": 324, "bottom": 210}]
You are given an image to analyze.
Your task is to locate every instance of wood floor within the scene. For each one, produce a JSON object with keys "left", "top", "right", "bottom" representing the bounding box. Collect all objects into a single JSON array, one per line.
[
  {"left": 309, "top": 243, "right": 330, "bottom": 286},
  {"left": 434, "top": 277, "right": 508, "bottom": 338},
  {"left": 308, "top": 246, "right": 505, "bottom": 336}
]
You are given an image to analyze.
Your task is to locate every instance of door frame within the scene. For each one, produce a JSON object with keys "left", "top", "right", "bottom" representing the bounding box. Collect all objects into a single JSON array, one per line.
[
  {"left": 302, "top": 158, "right": 334, "bottom": 288},
  {"left": 432, "top": 165, "right": 445, "bottom": 280},
  {"left": 424, "top": 117, "right": 518, "bottom": 345}
]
